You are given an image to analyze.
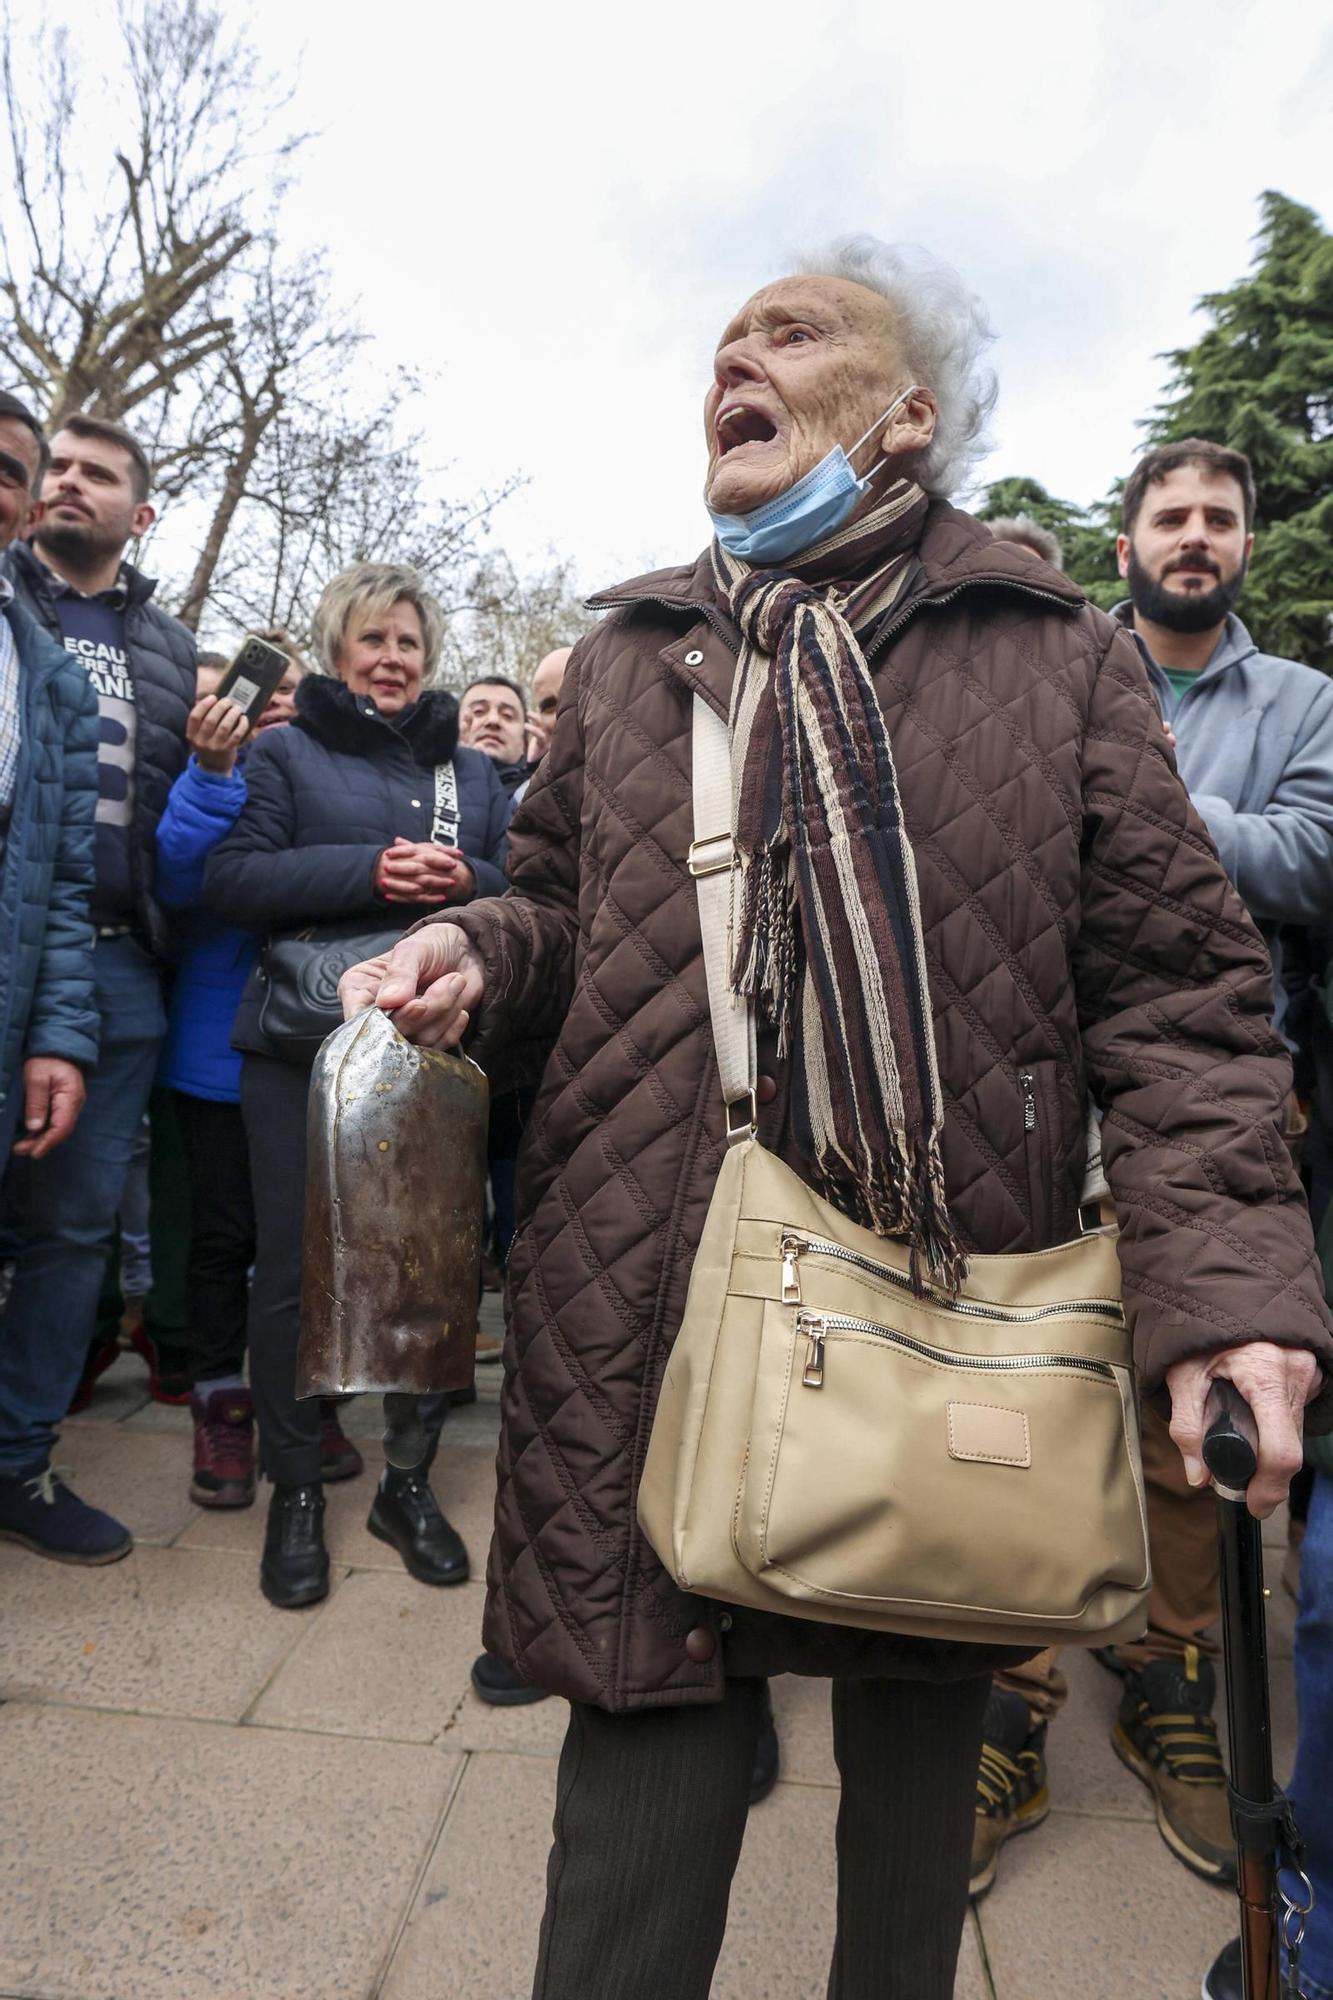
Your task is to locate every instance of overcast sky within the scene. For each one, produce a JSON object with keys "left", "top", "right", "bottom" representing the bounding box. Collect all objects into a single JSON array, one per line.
[{"left": 9, "top": 0, "right": 1333, "bottom": 598}]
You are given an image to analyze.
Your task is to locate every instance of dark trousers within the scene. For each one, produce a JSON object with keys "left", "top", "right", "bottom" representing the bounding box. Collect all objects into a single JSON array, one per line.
[
  {"left": 240, "top": 1054, "right": 446, "bottom": 1487},
  {"left": 532, "top": 1671, "right": 991, "bottom": 2000},
  {"left": 174, "top": 1091, "right": 254, "bottom": 1382}
]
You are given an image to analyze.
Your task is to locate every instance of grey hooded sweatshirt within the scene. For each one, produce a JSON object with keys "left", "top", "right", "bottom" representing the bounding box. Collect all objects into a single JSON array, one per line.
[{"left": 1117, "top": 605, "right": 1333, "bottom": 940}]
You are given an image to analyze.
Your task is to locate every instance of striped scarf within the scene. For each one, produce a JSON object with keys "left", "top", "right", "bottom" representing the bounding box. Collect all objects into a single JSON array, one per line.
[{"left": 712, "top": 479, "right": 965, "bottom": 1292}]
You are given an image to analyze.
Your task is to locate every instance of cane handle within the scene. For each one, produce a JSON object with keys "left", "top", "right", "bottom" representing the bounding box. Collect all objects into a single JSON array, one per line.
[{"left": 1202, "top": 1379, "right": 1259, "bottom": 1490}]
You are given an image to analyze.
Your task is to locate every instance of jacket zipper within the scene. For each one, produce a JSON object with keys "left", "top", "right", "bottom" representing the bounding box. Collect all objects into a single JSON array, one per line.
[
  {"left": 779, "top": 1230, "right": 1122, "bottom": 1324},
  {"left": 1020, "top": 1069, "right": 1036, "bottom": 1132},
  {"left": 795, "top": 1308, "right": 1116, "bottom": 1392}
]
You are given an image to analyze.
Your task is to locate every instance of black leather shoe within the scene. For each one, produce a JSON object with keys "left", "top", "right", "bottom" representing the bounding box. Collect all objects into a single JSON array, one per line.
[
  {"left": 260, "top": 1483, "right": 329, "bottom": 1610},
  {"left": 471, "top": 1650, "right": 549, "bottom": 1706},
  {"left": 368, "top": 1469, "right": 469, "bottom": 1586},
  {"left": 750, "top": 1681, "right": 780, "bottom": 1806}
]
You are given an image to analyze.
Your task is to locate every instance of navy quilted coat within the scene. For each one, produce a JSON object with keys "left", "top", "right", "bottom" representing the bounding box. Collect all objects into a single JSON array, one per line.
[
  {"left": 0, "top": 595, "right": 99, "bottom": 1155},
  {"left": 425, "top": 502, "right": 1333, "bottom": 1713},
  {"left": 2, "top": 539, "right": 196, "bottom": 958}
]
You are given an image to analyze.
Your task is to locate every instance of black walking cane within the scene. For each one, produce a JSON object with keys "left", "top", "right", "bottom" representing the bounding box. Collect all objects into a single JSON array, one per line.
[{"left": 1202, "top": 1381, "right": 1315, "bottom": 2000}]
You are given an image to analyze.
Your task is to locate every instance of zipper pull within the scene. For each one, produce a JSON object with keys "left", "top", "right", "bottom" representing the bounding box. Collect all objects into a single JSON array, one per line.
[
  {"left": 780, "top": 1234, "right": 806, "bottom": 1305},
  {"left": 798, "top": 1311, "right": 826, "bottom": 1389},
  {"left": 1020, "top": 1070, "right": 1036, "bottom": 1132}
]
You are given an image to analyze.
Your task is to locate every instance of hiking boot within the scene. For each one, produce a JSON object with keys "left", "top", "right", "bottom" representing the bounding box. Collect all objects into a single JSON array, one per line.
[
  {"left": 367, "top": 1467, "right": 468, "bottom": 1586},
  {"left": 260, "top": 1483, "right": 328, "bottom": 1609},
  {"left": 1201, "top": 1937, "right": 1242, "bottom": 2000},
  {"left": 318, "top": 1399, "right": 364, "bottom": 1482},
  {"left": 0, "top": 1466, "right": 132, "bottom": 1564},
  {"left": 190, "top": 1385, "right": 256, "bottom": 1509},
  {"left": 1111, "top": 1646, "right": 1236, "bottom": 1883},
  {"left": 474, "top": 1328, "right": 503, "bottom": 1365},
  {"left": 969, "top": 1687, "right": 1049, "bottom": 1898},
  {"left": 471, "top": 1651, "right": 549, "bottom": 1706}
]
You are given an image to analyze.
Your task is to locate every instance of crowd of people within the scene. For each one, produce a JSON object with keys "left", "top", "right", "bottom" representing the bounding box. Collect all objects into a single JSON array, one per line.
[{"left": 1, "top": 227, "right": 1332, "bottom": 2000}]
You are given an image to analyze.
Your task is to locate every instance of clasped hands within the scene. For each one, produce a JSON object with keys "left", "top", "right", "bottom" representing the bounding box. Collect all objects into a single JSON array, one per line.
[{"left": 375, "top": 837, "right": 475, "bottom": 906}]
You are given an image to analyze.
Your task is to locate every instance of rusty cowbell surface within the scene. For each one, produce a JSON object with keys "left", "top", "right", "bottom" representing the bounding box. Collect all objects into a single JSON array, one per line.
[{"left": 298, "top": 1007, "right": 488, "bottom": 1402}]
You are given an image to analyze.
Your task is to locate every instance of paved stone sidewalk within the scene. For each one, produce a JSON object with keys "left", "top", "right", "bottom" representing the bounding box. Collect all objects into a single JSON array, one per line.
[{"left": 0, "top": 1307, "right": 1299, "bottom": 2000}]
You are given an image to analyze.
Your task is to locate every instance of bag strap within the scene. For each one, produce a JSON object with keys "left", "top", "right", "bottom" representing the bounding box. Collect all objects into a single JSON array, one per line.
[
  {"left": 431, "top": 760, "right": 460, "bottom": 847},
  {"left": 688, "top": 695, "right": 757, "bottom": 1144}
]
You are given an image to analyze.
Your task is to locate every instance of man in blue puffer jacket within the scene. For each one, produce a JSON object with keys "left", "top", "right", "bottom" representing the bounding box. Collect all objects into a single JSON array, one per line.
[{"left": 0, "top": 393, "right": 114, "bottom": 1561}]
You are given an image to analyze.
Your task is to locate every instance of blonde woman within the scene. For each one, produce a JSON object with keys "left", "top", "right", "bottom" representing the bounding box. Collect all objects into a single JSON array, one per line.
[{"left": 206, "top": 563, "right": 508, "bottom": 1607}]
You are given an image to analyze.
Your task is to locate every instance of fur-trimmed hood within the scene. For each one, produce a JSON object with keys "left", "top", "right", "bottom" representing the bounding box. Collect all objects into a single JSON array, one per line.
[{"left": 294, "top": 673, "right": 461, "bottom": 768}]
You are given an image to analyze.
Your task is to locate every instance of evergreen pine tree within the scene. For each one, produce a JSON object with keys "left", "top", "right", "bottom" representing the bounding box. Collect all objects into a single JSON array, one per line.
[{"left": 979, "top": 193, "right": 1332, "bottom": 662}]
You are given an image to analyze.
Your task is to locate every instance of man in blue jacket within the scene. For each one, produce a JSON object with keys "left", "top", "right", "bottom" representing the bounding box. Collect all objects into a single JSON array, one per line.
[
  {"left": 0, "top": 392, "right": 119, "bottom": 1560},
  {"left": 0, "top": 412, "right": 195, "bottom": 1561}
]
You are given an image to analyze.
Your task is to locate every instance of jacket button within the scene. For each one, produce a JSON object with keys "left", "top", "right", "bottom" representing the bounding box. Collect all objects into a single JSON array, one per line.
[
  {"left": 685, "top": 1626, "right": 716, "bottom": 1664},
  {"left": 411, "top": 798, "right": 421, "bottom": 808},
  {"left": 756, "top": 1074, "right": 777, "bottom": 1105},
  {"left": 684, "top": 649, "right": 704, "bottom": 666}
]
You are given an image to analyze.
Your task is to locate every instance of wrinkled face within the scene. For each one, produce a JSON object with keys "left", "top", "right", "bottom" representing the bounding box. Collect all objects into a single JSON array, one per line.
[
  {"left": 255, "top": 662, "right": 303, "bottom": 733},
  {"left": 459, "top": 681, "right": 527, "bottom": 763},
  {"left": 38, "top": 429, "right": 154, "bottom": 566},
  {"left": 704, "top": 276, "right": 928, "bottom": 516},
  {"left": 337, "top": 600, "right": 425, "bottom": 715},
  {"left": 0, "top": 416, "right": 40, "bottom": 550},
  {"left": 1117, "top": 464, "right": 1252, "bottom": 632},
  {"left": 530, "top": 648, "right": 571, "bottom": 728}
]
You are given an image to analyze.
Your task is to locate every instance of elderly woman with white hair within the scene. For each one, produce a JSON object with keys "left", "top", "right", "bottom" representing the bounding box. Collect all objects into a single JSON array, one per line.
[
  {"left": 341, "top": 244, "right": 1330, "bottom": 1995},
  {"left": 206, "top": 561, "right": 509, "bottom": 1610}
]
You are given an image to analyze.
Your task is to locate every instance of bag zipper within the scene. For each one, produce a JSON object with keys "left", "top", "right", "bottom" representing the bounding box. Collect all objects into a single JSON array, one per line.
[
  {"left": 779, "top": 1230, "right": 1122, "bottom": 1324},
  {"left": 796, "top": 1308, "right": 1117, "bottom": 1392}
]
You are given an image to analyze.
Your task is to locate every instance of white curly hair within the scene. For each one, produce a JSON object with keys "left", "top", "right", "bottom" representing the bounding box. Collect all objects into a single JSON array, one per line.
[{"left": 791, "top": 235, "right": 997, "bottom": 497}]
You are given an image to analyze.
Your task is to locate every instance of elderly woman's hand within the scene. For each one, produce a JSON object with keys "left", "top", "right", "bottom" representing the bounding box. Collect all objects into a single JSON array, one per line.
[
  {"left": 1166, "top": 1340, "right": 1320, "bottom": 1519},
  {"left": 338, "top": 924, "right": 485, "bottom": 1049}
]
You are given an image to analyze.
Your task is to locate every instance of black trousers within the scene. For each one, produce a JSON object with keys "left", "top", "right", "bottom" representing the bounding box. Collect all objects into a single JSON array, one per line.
[
  {"left": 173, "top": 1091, "right": 254, "bottom": 1383},
  {"left": 240, "top": 1054, "right": 447, "bottom": 1486},
  {"left": 533, "top": 1671, "right": 991, "bottom": 2000}
]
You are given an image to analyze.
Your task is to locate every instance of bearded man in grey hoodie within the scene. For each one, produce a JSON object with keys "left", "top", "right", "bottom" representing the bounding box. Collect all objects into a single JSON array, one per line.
[{"left": 972, "top": 437, "right": 1333, "bottom": 1905}]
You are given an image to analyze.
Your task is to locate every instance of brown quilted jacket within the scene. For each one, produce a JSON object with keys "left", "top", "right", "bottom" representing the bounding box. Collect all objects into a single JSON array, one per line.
[{"left": 435, "top": 502, "right": 1333, "bottom": 1712}]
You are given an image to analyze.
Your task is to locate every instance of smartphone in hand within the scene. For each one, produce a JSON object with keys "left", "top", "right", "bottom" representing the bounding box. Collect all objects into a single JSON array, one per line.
[{"left": 214, "top": 634, "right": 293, "bottom": 727}]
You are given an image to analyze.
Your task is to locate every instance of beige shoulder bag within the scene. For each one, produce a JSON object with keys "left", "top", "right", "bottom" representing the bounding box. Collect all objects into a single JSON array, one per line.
[{"left": 637, "top": 696, "right": 1150, "bottom": 1649}]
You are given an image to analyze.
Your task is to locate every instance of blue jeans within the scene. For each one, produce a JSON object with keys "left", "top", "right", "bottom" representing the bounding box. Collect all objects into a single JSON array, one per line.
[
  {"left": 0, "top": 936, "right": 164, "bottom": 1474},
  {"left": 1288, "top": 1474, "right": 1333, "bottom": 1998}
]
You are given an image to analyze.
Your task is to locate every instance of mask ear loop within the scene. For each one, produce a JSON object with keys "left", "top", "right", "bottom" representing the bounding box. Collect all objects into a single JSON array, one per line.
[{"left": 846, "top": 385, "right": 921, "bottom": 488}]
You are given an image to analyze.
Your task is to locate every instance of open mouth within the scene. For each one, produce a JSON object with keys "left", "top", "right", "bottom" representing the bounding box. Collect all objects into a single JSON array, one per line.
[{"left": 715, "top": 402, "right": 779, "bottom": 456}]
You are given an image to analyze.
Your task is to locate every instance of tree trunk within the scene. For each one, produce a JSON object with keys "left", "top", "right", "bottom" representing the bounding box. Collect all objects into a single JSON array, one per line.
[{"left": 175, "top": 411, "right": 268, "bottom": 630}]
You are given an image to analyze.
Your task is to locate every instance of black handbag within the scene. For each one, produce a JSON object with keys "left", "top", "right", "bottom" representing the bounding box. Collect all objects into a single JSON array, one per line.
[
  {"left": 253, "top": 919, "right": 408, "bottom": 1064},
  {"left": 250, "top": 762, "right": 462, "bottom": 1065}
]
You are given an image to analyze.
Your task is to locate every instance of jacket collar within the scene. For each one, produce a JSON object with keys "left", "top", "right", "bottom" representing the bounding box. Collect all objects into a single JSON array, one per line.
[
  {"left": 1111, "top": 601, "right": 1260, "bottom": 689},
  {"left": 588, "top": 502, "right": 1086, "bottom": 718},
  {"left": 9, "top": 535, "right": 158, "bottom": 610},
  {"left": 293, "top": 671, "right": 461, "bottom": 766}
]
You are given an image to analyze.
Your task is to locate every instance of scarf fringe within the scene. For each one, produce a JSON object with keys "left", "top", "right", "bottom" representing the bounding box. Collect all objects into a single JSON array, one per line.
[
  {"left": 813, "top": 1126, "right": 966, "bottom": 1295},
  {"left": 731, "top": 841, "right": 801, "bottom": 1056}
]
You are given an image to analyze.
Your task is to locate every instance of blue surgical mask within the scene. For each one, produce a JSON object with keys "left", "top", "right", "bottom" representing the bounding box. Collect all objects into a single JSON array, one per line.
[{"left": 707, "top": 387, "right": 918, "bottom": 565}]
